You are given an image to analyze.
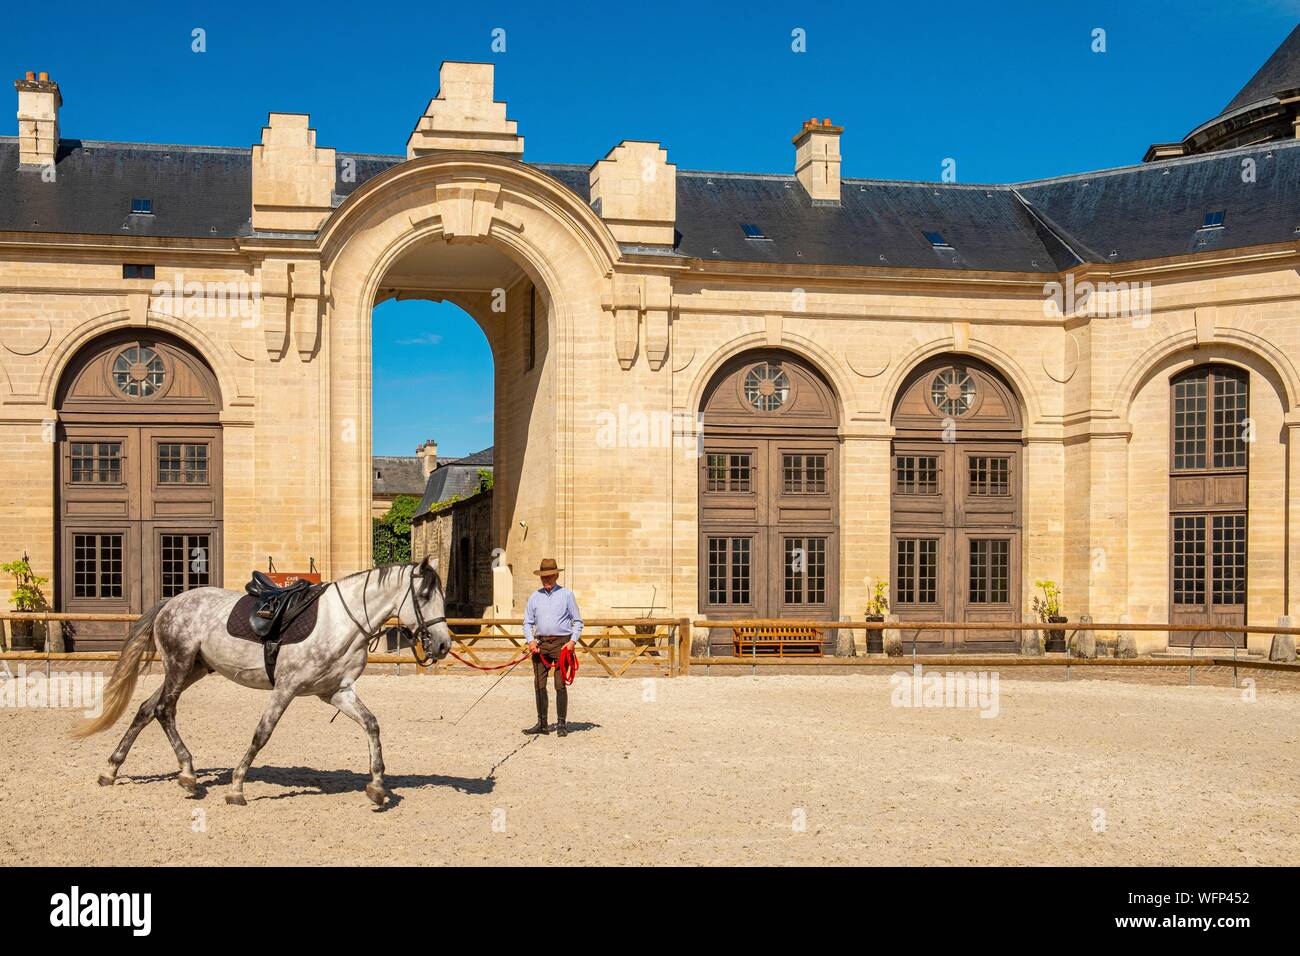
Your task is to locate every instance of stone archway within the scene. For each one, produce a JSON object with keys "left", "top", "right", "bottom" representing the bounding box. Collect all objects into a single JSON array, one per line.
[{"left": 318, "top": 152, "right": 618, "bottom": 610}]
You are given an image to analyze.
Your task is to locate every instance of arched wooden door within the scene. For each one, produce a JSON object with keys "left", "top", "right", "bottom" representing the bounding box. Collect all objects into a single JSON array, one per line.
[
  {"left": 55, "top": 331, "right": 223, "bottom": 649},
  {"left": 1168, "top": 364, "right": 1248, "bottom": 647},
  {"left": 698, "top": 351, "right": 839, "bottom": 646},
  {"left": 890, "top": 357, "right": 1022, "bottom": 651}
]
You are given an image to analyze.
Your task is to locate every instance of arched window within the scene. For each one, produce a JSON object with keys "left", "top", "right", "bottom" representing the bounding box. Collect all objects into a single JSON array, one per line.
[
  {"left": 56, "top": 330, "right": 223, "bottom": 650},
  {"left": 890, "top": 357, "right": 1023, "bottom": 651},
  {"left": 698, "top": 350, "right": 839, "bottom": 648},
  {"left": 1168, "top": 364, "right": 1248, "bottom": 644}
]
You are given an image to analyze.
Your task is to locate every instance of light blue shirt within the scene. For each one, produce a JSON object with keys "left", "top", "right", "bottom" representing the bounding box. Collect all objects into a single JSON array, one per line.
[{"left": 523, "top": 584, "right": 584, "bottom": 643}]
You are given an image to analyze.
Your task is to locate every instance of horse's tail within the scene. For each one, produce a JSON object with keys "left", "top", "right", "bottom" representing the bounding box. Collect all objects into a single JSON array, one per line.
[{"left": 70, "top": 600, "right": 166, "bottom": 738}]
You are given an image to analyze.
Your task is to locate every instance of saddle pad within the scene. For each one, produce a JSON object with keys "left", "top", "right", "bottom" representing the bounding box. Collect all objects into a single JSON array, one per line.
[{"left": 225, "top": 593, "right": 322, "bottom": 646}]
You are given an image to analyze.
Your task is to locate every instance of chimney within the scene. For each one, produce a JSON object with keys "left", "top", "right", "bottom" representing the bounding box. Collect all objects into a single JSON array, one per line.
[
  {"left": 417, "top": 439, "right": 439, "bottom": 477},
  {"left": 793, "top": 117, "right": 842, "bottom": 203},
  {"left": 14, "top": 70, "right": 61, "bottom": 167}
]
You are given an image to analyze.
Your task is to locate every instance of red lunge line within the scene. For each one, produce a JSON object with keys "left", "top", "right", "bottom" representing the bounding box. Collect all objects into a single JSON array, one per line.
[
  {"left": 445, "top": 648, "right": 531, "bottom": 671},
  {"left": 532, "top": 642, "right": 579, "bottom": 685}
]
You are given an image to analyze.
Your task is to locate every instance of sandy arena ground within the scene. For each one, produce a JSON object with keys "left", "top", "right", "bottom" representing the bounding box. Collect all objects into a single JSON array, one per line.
[{"left": 2, "top": 668, "right": 1298, "bottom": 866}]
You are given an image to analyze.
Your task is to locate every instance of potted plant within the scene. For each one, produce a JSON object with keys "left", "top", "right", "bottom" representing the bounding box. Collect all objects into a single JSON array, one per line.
[
  {"left": 1032, "top": 579, "right": 1067, "bottom": 653},
  {"left": 865, "top": 578, "right": 889, "bottom": 654},
  {"left": 2, "top": 554, "right": 49, "bottom": 651}
]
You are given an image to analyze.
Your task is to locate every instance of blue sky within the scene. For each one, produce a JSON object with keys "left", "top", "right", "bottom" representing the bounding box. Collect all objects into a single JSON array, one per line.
[{"left": 3, "top": 1, "right": 1297, "bottom": 455}]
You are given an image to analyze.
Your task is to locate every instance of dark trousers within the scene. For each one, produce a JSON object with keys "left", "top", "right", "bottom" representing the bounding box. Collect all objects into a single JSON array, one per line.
[{"left": 532, "top": 636, "right": 569, "bottom": 723}]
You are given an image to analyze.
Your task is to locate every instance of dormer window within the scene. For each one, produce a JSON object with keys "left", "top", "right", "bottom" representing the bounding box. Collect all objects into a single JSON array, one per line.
[
  {"left": 1201, "top": 210, "right": 1225, "bottom": 229},
  {"left": 741, "top": 223, "right": 769, "bottom": 240},
  {"left": 923, "top": 230, "right": 952, "bottom": 249},
  {"left": 130, "top": 198, "right": 153, "bottom": 215}
]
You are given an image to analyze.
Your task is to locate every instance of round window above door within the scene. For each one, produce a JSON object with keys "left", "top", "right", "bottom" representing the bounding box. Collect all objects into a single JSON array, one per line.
[
  {"left": 743, "top": 362, "right": 791, "bottom": 412},
  {"left": 110, "top": 345, "right": 167, "bottom": 398},
  {"left": 929, "top": 367, "right": 976, "bottom": 417}
]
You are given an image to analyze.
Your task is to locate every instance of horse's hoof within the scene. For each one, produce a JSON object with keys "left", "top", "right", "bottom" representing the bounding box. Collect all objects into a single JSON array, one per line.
[
  {"left": 178, "top": 773, "right": 198, "bottom": 792},
  {"left": 365, "top": 783, "right": 388, "bottom": 806},
  {"left": 225, "top": 792, "right": 247, "bottom": 807},
  {"left": 97, "top": 773, "right": 116, "bottom": 787}
]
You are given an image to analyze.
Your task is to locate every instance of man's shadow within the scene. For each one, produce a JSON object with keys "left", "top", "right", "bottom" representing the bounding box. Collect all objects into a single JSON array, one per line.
[{"left": 547, "top": 721, "right": 600, "bottom": 734}]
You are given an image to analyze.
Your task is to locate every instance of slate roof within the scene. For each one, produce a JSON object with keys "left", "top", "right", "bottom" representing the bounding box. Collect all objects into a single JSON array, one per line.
[
  {"left": 4, "top": 76, "right": 1300, "bottom": 272},
  {"left": 414, "top": 447, "right": 494, "bottom": 518},
  {"left": 0, "top": 140, "right": 254, "bottom": 238},
  {"left": 372, "top": 456, "right": 427, "bottom": 497},
  {"left": 1222, "top": 23, "right": 1300, "bottom": 114}
]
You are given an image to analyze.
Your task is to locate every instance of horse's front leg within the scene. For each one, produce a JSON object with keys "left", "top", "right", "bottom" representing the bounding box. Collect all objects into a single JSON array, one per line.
[
  {"left": 322, "top": 685, "right": 387, "bottom": 806},
  {"left": 226, "top": 686, "right": 295, "bottom": 806}
]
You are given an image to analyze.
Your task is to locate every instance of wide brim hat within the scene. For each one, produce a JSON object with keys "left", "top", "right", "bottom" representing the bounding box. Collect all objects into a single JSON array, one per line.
[{"left": 533, "top": 557, "right": 563, "bottom": 576}]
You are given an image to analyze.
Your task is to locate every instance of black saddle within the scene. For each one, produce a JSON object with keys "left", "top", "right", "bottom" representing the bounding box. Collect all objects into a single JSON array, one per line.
[{"left": 242, "top": 571, "right": 327, "bottom": 684}]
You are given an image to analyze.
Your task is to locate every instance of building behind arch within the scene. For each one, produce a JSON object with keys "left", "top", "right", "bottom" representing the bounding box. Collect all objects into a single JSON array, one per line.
[{"left": 4, "top": 33, "right": 1300, "bottom": 654}]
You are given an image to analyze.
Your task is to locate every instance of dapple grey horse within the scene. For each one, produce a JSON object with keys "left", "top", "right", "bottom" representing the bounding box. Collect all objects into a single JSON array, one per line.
[{"left": 74, "top": 558, "right": 451, "bottom": 806}]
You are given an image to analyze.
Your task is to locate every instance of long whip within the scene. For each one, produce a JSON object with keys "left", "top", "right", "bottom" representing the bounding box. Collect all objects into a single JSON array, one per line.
[{"left": 450, "top": 653, "right": 529, "bottom": 727}]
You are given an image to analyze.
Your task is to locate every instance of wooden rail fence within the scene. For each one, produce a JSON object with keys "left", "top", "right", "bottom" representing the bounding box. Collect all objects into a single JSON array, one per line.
[
  {"left": 0, "top": 612, "right": 691, "bottom": 678},
  {"left": 3, "top": 613, "right": 1298, "bottom": 682}
]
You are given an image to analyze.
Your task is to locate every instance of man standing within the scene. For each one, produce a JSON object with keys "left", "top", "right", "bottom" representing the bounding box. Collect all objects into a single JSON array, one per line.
[{"left": 522, "top": 558, "right": 583, "bottom": 737}]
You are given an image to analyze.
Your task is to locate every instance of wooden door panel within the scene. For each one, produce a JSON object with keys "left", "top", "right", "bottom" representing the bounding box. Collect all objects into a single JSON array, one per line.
[
  {"left": 956, "top": 531, "right": 1020, "bottom": 648},
  {"left": 892, "top": 532, "right": 949, "bottom": 648},
  {"left": 891, "top": 437, "right": 1022, "bottom": 650}
]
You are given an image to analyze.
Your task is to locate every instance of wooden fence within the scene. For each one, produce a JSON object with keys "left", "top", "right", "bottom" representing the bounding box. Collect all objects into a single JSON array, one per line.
[
  {"left": 0, "top": 612, "right": 691, "bottom": 678},
  {"left": 689, "top": 619, "right": 1300, "bottom": 681},
  {"left": 3, "top": 612, "right": 1298, "bottom": 682}
]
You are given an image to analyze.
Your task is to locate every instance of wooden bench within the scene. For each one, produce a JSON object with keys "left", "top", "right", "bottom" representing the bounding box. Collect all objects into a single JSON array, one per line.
[{"left": 732, "top": 624, "right": 824, "bottom": 657}]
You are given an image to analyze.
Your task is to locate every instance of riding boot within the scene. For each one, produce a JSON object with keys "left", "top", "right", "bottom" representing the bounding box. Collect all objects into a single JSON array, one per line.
[
  {"left": 523, "top": 687, "right": 549, "bottom": 734},
  {"left": 556, "top": 720, "right": 568, "bottom": 737}
]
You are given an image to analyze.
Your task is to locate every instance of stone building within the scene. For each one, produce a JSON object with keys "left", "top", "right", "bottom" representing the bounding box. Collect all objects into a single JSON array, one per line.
[
  {"left": 372, "top": 439, "right": 438, "bottom": 519},
  {"left": 3, "top": 27, "right": 1300, "bottom": 653},
  {"left": 410, "top": 447, "right": 495, "bottom": 617}
]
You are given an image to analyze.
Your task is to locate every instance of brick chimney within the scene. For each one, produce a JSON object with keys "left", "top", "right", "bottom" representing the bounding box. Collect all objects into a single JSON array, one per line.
[
  {"left": 417, "top": 439, "right": 438, "bottom": 477},
  {"left": 793, "top": 117, "right": 842, "bottom": 203},
  {"left": 14, "top": 71, "right": 61, "bottom": 167}
]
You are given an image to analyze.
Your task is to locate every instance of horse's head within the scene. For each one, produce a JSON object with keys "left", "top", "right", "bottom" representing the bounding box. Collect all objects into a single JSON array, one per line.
[{"left": 401, "top": 555, "right": 452, "bottom": 661}]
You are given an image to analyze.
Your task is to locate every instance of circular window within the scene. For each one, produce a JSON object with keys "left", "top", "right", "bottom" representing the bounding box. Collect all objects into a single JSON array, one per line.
[
  {"left": 930, "top": 367, "right": 975, "bottom": 417},
  {"left": 111, "top": 346, "right": 166, "bottom": 398},
  {"left": 743, "top": 363, "right": 790, "bottom": 412}
]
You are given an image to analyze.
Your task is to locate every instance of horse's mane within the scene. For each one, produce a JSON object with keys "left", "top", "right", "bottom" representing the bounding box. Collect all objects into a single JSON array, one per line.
[{"left": 338, "top": 561, "right": 442, "bottom": 599}]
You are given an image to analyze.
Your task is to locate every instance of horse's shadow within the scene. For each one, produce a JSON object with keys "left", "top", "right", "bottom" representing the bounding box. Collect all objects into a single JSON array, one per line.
[{"left": 120, "top": 765, "right": 494, "bottom": 807}]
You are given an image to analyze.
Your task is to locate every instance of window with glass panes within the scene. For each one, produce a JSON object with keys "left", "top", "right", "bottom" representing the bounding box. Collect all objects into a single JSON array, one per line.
[
  {"left": 705, "top": 452, "right": 751, "bottom": 492},
  {"left": 1169, "top": 365, "right": 1248, "bottom": 626},
  {"left": 783, "top": 536, "right": 826, "bottom": 604},
  {"left": 158, "top": 443, "right": 209, "bottom": 484},
  {"left": 782, "top": 454, "right": 826, "bottom": 494},
  {"left": 895, "top": 538, "right": 938, "bottom": 605},
  {"left": 73, "top": 533, "right": 124, "bottom": 598},
  {"left": 895, "top": 455, "right": 939, "bottom": 495},
  {"left": 706, "top": 536, "right": 752, "bottom": 605},
  {"left": 160, "top": 533, "right": 212, "bottom": 597},
  {"left": 70, "top": 442, "right": 123, "bottom": 484},
  {"left": 968, "top": 538, "right": 1010, "bottom": 604}
]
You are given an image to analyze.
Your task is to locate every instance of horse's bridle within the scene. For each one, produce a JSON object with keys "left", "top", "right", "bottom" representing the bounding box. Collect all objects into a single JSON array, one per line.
[
  {"left": 404, "top": 570, "right": 447, "bottom": 665},
  {"left": 335, "top": 566, "right": 447, "bottom": 663}
]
